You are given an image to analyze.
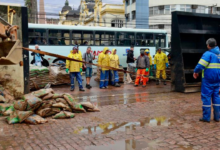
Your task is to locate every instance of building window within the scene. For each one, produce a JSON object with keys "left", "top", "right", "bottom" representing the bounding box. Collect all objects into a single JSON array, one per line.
[
  {"left": 149, "top": 7, "right": 153, "bottom": 16},
  {"left": 186, "top": 5, "right": 192, "bottom": 12},
  {"left": 149, "top": 25, "right": 154, "bottom": 29},
  {"left": 165, "top": 24, "right": 171, "bottom": 29},
  {"left": 153, "top": 6, "right": 159, "bottom": 15},
  {"left": 197, "top": 6, "right": 205, "bottom": 13},
  {"left": 127, "top": 0, "right": 130, "bottom": 6},
  {"left": 158, "top": 24, "right": 164, "bottom": 29},
  {"left": 165, "top": 5, "right": 171, "bottom": 14},
  {"left": 180, "top": 5, "right": 192, "bottom": 12},
  {"left": 126, "top": 13, "right": 130, "bottom": 21},
  {"left": 111, "top": 20, "right": 123, "bottom": 28},
  {"left": 171, "top": 5, "right": 176, "bottom": 12},
  {"left": 132, "top": 11, "right": 136, "bottom": 20},
  {"left": 159, "top": 6, "right": 165, "bottom": 15}
]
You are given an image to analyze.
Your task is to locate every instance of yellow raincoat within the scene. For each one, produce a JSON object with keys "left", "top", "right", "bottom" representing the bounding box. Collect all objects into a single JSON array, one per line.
[
  {"left": 66, "top": 50, "right": 82, "bottom": 72},
  {"left": 145, "top": 49, "right": 152, "bottom": 65},
  {"left": 98, "top": 47, "right": 110, "bottom": 71},
  {"left": 154, "top": 52, "right": 168, "bottom": 79},
  {"left": 154, "top": 52, "right": 168, "bottom": 70},
  {"left": 109, "top": 49, "right": 120, "bottom": 69}
]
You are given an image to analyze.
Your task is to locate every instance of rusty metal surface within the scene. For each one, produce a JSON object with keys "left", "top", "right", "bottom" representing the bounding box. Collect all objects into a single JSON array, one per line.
[{"left": 0, "top": 40, "right": 22, "bottom": 64}]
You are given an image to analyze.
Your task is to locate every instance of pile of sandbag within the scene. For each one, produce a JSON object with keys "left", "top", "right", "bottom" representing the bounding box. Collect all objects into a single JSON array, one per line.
[
  {"left": 0, "top": 88, "right": 100, "bottom": 125},
  {"left": 30, "top": 65, "right": 55, "bottom": 90},
  {"left": 49, "top": 65, "right": 70, "bottom": 85}
]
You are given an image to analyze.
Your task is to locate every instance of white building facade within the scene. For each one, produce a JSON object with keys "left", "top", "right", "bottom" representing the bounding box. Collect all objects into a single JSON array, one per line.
[{"left": 125, "top": 0, "right": 220, "bottom": 41}]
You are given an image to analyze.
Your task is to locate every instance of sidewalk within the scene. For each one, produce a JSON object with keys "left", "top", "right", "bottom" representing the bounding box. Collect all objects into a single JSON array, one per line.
[{"left": 0, "top": 82, "right": 215, "bottom": 150}]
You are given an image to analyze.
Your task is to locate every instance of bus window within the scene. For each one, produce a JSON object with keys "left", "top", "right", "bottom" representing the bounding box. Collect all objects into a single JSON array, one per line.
[
  {"left": 83, "top": 31, "right": 93, "bottom": 46},
  {"left": 136, "top": 33, "right": 145, "bottom": 46},
  {"left": 117, "top": 32, "right": 134, "bottom": 46},
  {"left": 95, "top": 31, "right": 105, "bottom": 46},
  {"left": 28, "top": 29, "right": 47, "bottom": 45},
  {"left": 104, "top": 31, "right": 115, "bottom": 46},
  {"left": 145, "top": 34, "right": 154, "bottom": 46},
  {"left": 48, "top": 30, "right": 70, "bottom": 45},
  {"left": 155, "top": 34, "right": 166, "bottom": 48},
  {"left": 72, "top": 31, "right": 82, "bottom": 45}
]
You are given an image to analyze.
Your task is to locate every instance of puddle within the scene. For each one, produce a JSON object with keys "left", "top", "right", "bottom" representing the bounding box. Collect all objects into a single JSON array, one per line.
[
  {"left": 85, "top": 139, "right": 159, "bottom": 150},
  {"left": 73, "top": 117, "right": 172, "bottom": 135}
]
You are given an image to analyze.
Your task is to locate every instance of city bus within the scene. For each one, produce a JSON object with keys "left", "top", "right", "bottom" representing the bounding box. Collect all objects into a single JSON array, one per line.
[{"left": 28, "top": 24, "right": 168, "bottom": 71}]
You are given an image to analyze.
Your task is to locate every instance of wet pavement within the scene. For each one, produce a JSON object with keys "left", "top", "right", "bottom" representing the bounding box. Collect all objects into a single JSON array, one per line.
[{"left": 1, "top": 79, "right": 220, "bottom": 150}]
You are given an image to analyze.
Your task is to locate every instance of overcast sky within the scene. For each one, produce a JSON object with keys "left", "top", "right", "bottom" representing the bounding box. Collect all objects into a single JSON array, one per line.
[{"left": 0, "top": 0, "right": 123, "bottom": 15}]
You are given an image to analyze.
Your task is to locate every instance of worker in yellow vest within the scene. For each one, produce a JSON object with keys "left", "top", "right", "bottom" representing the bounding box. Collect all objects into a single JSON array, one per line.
[
  {"left": 154, "top": 48, "right": 169, "bottom": 85},
  {"left": 66, "top": 46, "right": 85, "bottom": 91},
  {"left": 98, "top": 47, "right": 110, "bottom": 89}
]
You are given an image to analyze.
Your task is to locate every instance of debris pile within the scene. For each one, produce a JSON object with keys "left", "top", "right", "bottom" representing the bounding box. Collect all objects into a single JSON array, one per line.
[
  {"left": 0, "top": 88, "right": 99, "bottom": 125},
  {"left": 49, "top": 64, "right": 70, "bottom": 85},
  {"left": 29, "top": 65, "right": 55, "bottom": 90}
]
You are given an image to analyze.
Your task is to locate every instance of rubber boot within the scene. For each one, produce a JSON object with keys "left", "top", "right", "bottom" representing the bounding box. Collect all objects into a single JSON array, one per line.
[
  {"left": 156, "top": 80, "right": 159, "bottom": 85},
  {"left": 115, "top": 83, "right": 121, "bottom": 87},
  {"left": 163, "top": 80, "right": 167, "bottom": 85}
]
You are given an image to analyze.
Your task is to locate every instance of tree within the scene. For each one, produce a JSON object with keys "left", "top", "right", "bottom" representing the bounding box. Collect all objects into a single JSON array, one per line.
[{"left": 25, "top": 0, "right": 34, "bottom": 23}]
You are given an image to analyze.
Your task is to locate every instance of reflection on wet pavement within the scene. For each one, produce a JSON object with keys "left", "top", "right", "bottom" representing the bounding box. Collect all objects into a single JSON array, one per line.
[
  {"left": 73, "top": 117, "right": 171, "bottom": 135},
  {"left": 75, "top": 92, "right": 176, "bottom": 107},
  {"left": 84, "top": 139, "right": 160, "bottom": 150}
]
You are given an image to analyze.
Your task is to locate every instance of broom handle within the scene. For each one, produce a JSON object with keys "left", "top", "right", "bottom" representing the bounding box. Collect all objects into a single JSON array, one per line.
[{"left": 22, "top": 47, "right": 135, "bottom": 74}]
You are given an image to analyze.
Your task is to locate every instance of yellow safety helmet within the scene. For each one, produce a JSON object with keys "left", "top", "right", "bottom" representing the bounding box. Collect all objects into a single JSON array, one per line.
[{"left": 145, "top": 49, "right": 150, "bottom": 53}]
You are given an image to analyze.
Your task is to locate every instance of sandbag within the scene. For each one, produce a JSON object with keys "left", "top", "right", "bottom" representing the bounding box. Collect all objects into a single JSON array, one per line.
[
  {"left": 80, "top": 102, "right": 95, "bottom": 109},
  {"left": 36, "top": 108, "right": 51, "bottom": 117},
  {"left": 72, "top": 103, "right": 86, "bottom": 113},
  {"left": 44, "top": 108, "right": 61, "bottom": 117},
  {"left": 52, "top": 111, "right": 66, "bottom": 119},
  {"left": 56, "top": 98, "right": 68, "bottom": 105},
  {"left": 52, "top": 93, "right": 64, "bottom": 99},
  {"left": 16, "top": 111, "right": 33, "bottom": 123},
  {"left": 0, "top": 104, "right": 12, "bottom": 114},
  {"left": 52, "top": 102, "right": 67, "bottom": 108},
  {"left": 63, "top": 105, "right": 72, "bottom": 112},
  {"left": 87, "top": 105, "right": 100, "bottom": 112},
  {"left": 64, "top": 94, "right": 86, "bottom": 113},
  {"left": 7, "top": 111, "right": 19, "bottom": 124},
  {"left": 14, "top": 100, "right": 27, "bottom": 111},
  {"left": 33, "top": 88, "right": 54, "bottom": 98},
  {"left": 36, "top": 102, "right": 52, "bottom": 112},
  {"left": 3, "top": 106, "right": 15, "bottom": 116},
  {"left": 63, "top": 94, "right": 76, "bottom": 103},
  {"left": 24, "top": 114, "right": 48, "bottom": 125},
  {"left": 26, "top": 97, "right": 42, "bottom": 111},
  {"left": 0, "top": 95, "right": 6, "bottom": 103},
  {"left": 64, "top": 111, "right": 75, "bottom": 118},
  {"left": 52, "top": 111, "right": 75, "bottom": 119},
  {"left": 42, "top": 93, "right": 54, "bottom": 100}
]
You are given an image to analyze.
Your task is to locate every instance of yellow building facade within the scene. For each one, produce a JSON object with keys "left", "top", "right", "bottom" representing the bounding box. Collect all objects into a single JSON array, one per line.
[{"left": 79, "top": 0, "right": 125, "bottom": 28}]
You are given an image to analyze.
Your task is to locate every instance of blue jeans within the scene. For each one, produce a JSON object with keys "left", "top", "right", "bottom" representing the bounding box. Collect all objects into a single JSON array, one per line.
[
  {"left": 86, "top": 67, "right": 93, "bottom": 78},
  {"left": 70, "top": 72, "right": 83, "bottom": 89},
  {"left": 201, "top": 79, "right": 220, "bottom": 121},
  {"left": 100, "top": 70, "right": 109, "bottom": 88},
  {"left": 110, "top": 70, "right": 119, "bottom": 85}
]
